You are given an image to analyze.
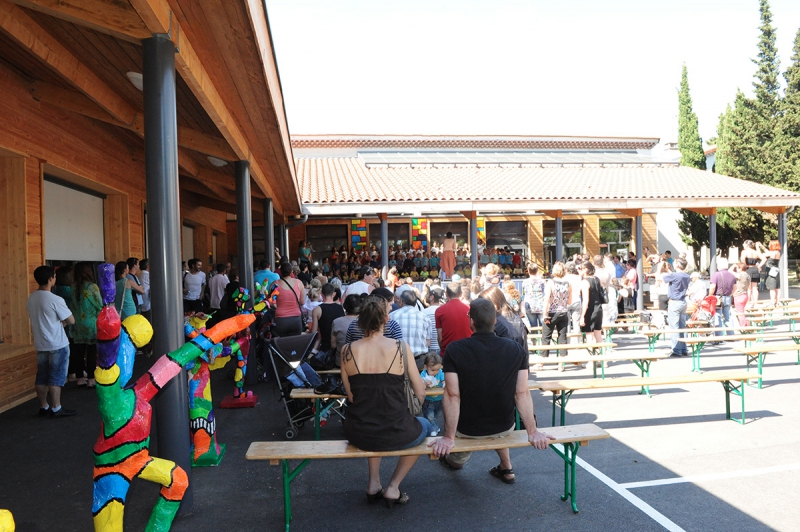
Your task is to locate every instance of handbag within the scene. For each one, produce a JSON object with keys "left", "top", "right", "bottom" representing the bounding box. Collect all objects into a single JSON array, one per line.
[
  {"left": 282, "top": 279, "right": 308, "bottom": 330},
  {"left": 401, "top": 341, "right": 423, "bottom": 416},
  {"left": 768, "top": 267, "right": 779, "bottom": 278}
]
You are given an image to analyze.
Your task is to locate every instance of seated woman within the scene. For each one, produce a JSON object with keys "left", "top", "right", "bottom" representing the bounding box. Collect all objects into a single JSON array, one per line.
[{"left": 341, "top": 296, "right": 429, "bottom": 508}]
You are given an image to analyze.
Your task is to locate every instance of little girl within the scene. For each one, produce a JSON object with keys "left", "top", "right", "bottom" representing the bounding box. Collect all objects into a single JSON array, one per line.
[
  {"left": 430, "top": 252, "right": 440, "bottom": 270},
  {"left": 420, "top": 353, "right": 445, "bottom": 436},
  {"left": 322, "top": 257, "right": 331, "bottom": 275}
]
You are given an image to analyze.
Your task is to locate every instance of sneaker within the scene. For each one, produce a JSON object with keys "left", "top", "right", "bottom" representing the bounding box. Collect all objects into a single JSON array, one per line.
[
  {"left": 50, "top": 408, "right": 76, "bottom": 418},
  {"left": 430, "top": 430, "right": 439, "bottom": 437},
  {"left": 38, "top": 407, "right": 50, "bottom": 417}
]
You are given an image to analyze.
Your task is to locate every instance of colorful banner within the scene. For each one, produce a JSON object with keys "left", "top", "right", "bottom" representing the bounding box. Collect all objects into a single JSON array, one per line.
[
  {"left": 411, "top": 218, "right": 427, "bottom": 250},
  {"left": 351, "top": 219, "right": 367, "bottom": 249}
]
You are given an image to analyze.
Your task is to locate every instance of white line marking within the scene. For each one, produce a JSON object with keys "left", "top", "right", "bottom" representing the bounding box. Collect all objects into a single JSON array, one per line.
[
  {"left": 554, "top": 445, "right": 686, "bottom": 532},
  {"left": 619, "top": 462, "right": 800, "bottom": 489}
]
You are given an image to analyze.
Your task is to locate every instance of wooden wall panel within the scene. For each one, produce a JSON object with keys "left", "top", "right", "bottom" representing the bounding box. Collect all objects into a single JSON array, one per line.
[
  {"left": 0, "top": 157, "right": 31, "bottom": 345},
  {"left": 193, "top": 224, "right": 211, "bottom": 266},
  {"left": 104, "top": 194, "right": 130, "bottom": 263},
  {"left": 25, "top": 158, "right": 43, "bottom": 293}
]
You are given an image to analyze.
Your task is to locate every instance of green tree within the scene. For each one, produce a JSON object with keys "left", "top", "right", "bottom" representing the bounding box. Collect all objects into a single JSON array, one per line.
[
  {"left": 677, "top": 65, "right": 706, "bottom": 170},
  {"left": 676, "top": 64, "right": 708, "bottom": 267}
]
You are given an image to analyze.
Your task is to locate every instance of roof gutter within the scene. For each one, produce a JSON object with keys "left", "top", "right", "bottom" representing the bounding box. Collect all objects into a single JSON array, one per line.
[{"left": 286, "top": 214, "right": 308, "bottom": 228}]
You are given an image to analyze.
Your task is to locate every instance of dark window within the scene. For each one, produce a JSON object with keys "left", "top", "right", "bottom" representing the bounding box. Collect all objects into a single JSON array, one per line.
[
  {"left": 368, "top": 223, "right": 410, "bottom": 251},
  {"left": 430, "top": 222, "right": 469, "bottom": 248},
  {"left": 306, "top": 225, "right": 349, "bottom": 263},
  {"left": 599, "top": 219, "right": 633, "bottom": 256},
  {"left": 542, "top": 220, "right": 583, "bottom": 264},
  {"left": 486, "top": 221, "right": 528, "bottom": 259}
]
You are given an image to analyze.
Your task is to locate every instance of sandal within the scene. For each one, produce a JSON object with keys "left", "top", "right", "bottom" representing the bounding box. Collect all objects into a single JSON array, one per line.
[
  {"left": 383, "top": 492, "right": 409, "bottom": 509},
  {"left": 489, "top": 465, "right": 516, "bottom": 484},
  {"left": 366, "top": 488, "right": 384, "bottom": 504}
]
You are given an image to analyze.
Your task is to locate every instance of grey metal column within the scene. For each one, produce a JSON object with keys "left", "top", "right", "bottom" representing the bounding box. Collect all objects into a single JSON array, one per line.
[
  {"left": 380, "top": 215, "right": 388, "bottom": 277},
  {"left": 142, "top": 35, "right": 192, "bottom": 511},
  {"left": 709, "top": 213, "right": 717, "bottom": 276},
  {"left": 779, "top": 212, "right": 788, "bottom": 299},
  {"left": 555, "top": 215, "right": 563, "bottom": 262},
  {"left": 636, "top": 215, "right": 644, "bottom": 311},
  {"left": 278, "top": 223, "right": 287, "bottom": 259},
  {"left": 235, "top": 161, "right": 257, "bottom": 385},
  {"left": 470, "top": 213, "right": 479, "bottom": 279},
  {"left": 264, "top": 198, "right": 274, "bottom": 269}
]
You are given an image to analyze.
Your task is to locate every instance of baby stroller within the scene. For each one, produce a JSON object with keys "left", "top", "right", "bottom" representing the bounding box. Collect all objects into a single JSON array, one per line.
[
  {"left": 266, "top": 333, "right": 345, "bottom": 439},
  {"left": 689, "top": 295, "right": 717, "bottom": 328}
]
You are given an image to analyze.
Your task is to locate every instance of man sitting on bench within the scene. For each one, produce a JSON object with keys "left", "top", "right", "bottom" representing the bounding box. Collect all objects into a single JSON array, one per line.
[{"left": 431, "top": 299, "right": 553, "bottom": 483}]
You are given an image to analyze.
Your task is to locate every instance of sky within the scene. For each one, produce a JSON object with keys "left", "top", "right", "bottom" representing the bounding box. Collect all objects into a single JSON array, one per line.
[{"left": 265, "top": 0, "right": 800, "bottom": 143}]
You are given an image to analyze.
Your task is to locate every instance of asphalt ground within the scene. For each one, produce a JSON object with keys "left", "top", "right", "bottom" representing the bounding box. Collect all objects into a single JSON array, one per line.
[{"left": 2, "top": 294, "right": 799, "bottom": 531}]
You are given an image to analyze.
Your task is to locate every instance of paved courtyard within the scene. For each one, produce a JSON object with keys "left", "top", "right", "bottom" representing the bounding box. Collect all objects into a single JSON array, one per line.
[{"left": 2, "top": 294, "right": 799, "bottom": 531}]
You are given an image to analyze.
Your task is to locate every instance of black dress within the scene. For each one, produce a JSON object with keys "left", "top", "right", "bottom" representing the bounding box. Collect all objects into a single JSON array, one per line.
[
  {"left": 745, "top": 257, "right": 760, "bottom": 283},
  {"left": 581, "top": 277, "right": 604, "bottom": 333},
  {"left": 343, "top": 343, "right": 421, "bottom": 451},
  {"left": 765, "top": 258, "right": 780, "bottom": 290}
]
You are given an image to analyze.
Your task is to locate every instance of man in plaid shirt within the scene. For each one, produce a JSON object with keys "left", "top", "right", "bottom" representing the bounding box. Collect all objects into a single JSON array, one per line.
[{"left": 390, "top": 290, "right": 431, "bottom": 370}]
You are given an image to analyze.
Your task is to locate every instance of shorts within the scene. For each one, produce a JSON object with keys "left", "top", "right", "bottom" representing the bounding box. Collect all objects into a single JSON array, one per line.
[
  {"left": 447, "top": 424, "right": 516, "bottom": 466},
  {"left": 580, "top": 308, "right": 603, "bottom": 333},
  {"left": 183, "top": 299, "right": 203, "bottom": 314},
  {"left": 35, "top": 346, "right": 70, "bottom": 387}
]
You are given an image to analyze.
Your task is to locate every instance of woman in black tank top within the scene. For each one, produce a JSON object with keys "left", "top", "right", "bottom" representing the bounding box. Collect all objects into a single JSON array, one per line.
[{"left": 341, "top": 296, "right": 429, "bottom": 508}]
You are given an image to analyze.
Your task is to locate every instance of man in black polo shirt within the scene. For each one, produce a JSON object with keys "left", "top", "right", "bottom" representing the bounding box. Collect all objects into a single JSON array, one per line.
[{"left": 430, "top": 299, "right": 553, "bottom": 483}]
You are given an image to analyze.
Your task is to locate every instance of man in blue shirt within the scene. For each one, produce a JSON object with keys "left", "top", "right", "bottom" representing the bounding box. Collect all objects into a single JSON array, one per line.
[
  {"left": 662, "top": 258, "right": 691, "bottom": 356},
  {"left": 254, "top": 260, "right": 279, "bottom": 290},
  {"left": 613, "top": 255, "right": 625, "bottom": 278}
]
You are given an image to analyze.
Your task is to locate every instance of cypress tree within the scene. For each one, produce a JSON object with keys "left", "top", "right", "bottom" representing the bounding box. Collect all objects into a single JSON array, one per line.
[
  {"left": 752, "top": 0, "right": 781, "bottom": 115},
  {"left": 677, "top": 64, "right": 706, "bottom": 170}
]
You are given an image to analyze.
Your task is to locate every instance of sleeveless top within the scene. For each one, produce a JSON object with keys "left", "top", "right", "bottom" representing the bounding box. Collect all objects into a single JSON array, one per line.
[
  {"left": 584, "top": 277, "right": 603, "bottom": 317},
  {"left": 442, "top": 238, "right": 457, "bottom": 253},
  {"left": 115, "top": 278, "right": 136, "bottom": 320},
  {"left": 548, "top": 279, "right": 569, "bottom": 313},
  {"left": 343, "top": 342, "right": 421, "bottom": 451},
  {"left": 318, "top": 303, "right": 345, "bottom": 351}
]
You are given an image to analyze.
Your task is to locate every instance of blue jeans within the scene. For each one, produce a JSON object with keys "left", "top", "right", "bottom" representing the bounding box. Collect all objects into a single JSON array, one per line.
[
  {"left": 714, "top": 296, "right": 733, "bottom": 336},
  {"left": 525, "top": 308, "right": 542, "bottom": 328},
  {"left": 35, "top": 346, "right": 70, "bottom": 387},
  {"left": 667, "top": 300, "right": 687, "bottom": 354},
  {"left": 400, "top": 417, "right": 432, "bottom": 449},
  {"left": 422, "top": 399, "right": 443, "bottom": 434}
]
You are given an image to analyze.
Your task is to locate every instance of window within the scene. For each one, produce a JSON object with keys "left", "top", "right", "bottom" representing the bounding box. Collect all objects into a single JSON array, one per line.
[
  {"left": 368, "top": 223, "right": 410, "bottom": 251},
  {"left": 542, "top": 220, "right": 583, "bottom": 264},
  {"left": 430, "top": 222, "right": 469, "bottom": 248},
  {"left": 306, "top": 225, "right": 349, "bottom": 263},
  {"left": 599, "top": 219, "right": 632, "bottom": 257},
  {"left": 44, "top": 178, "right": 105, "bottom": 261},
  {"left": 486, "top": 221, "right": 528, "bottom": 260}
]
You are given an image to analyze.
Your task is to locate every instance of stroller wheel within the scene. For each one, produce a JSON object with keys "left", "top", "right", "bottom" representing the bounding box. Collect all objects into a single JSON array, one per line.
[
  {"left": 284, "top": 428, "right": 297, "bottom": 440},
  {"left": 295, "top": 421, "right": 305, "bottom": 428}
]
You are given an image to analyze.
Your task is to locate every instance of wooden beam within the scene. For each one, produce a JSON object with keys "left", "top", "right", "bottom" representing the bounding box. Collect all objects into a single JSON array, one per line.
[
  {"left": 541, "top": 210, "right": 563, "bottom": 218},
  {"left": 617, "top": 208, "right": 643, "bottom": 217},
  {"left": 30, "top": 81, "right": 238, "bottom": 161},
  {"left": 6, "top": 0, "right": 150, "bottom": 43},
  {"left": 0, "top": 2, "right": 137, "bottom": 124},
  {"left": 752, "top": 206, "right": 787, "bottom": 215},
  {"left": 127, "top": 0, "right": 170, "bottom": 35},
  {"left": 684, "top": 207, "right": 716, "bottom": 216},
  {"left": 460, "top": 211, "right": 477, "bottom": 219}
]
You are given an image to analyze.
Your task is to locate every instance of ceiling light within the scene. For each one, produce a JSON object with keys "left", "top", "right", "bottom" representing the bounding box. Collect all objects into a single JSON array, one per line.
[
  {"left": 126, "top": 71, "right": 143, "bottom": 91},
  {"left": 207, "top": 156, "right": 229, "bottom": 167}
]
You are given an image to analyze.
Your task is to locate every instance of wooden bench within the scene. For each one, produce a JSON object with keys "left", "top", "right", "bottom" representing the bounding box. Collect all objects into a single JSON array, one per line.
[
  {"left": 641, "top": 326, "right": 765, "bottom": 353},
  {"left": 538, "top": 370, "right": 756, "bottom": 427},
  {"left": 528, "top": 342, "right": 615, "bottom": 360},
  {"left": 246, "top": 423, "right": 610, "bottom": 529},
  {"left": 528, "top": 331, "right": 585, "bottom": 346},
  {"left": 681, "top": 331, "right": 800, "bottom": 372},
  {"left": 733, "top": 342, "right": 800, "bottom": 388},
  {"left": 530, "top": 352, "right": 671, "bottom": 395}
]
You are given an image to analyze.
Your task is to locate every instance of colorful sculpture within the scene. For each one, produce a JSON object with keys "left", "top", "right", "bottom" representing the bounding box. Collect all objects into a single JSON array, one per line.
[
  {"left": 91, "top": 263, "right": 254, "bottom": 532},
  {"left": 184, "top": 314, "right": 249, "bottom": 466},
  {"left": 0, "top": 510, "right": 14, "bottom": 532}
]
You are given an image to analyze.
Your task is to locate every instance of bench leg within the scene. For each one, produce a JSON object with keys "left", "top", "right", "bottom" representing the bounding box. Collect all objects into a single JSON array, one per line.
[
  {"left": 691, "top": 342, "right": 705, "bottom": 372},
  {"left": 745, "top": 354, "right": 764, "bottom": 389},
  {"left": 648, "top": 335, "right": 655, "bottom": 353},
  {"left": 551, "top": 442, "right": 581, "bottom": 513},
  {"left": 633, "top": 360, "right": 651, "bottom": 397},
  {"left": 722, "top": 380, "right": 746, "bottom": 425},
  {"left": 280, "top": 459, "right": 311, "bottom": 531},
  {"left": 551, "top": 390, "right": 573, "bottom": 426}
]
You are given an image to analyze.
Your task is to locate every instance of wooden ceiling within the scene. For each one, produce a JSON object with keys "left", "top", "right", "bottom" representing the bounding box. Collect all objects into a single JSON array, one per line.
[{"left": 0, "top": 0, "right": 298, "bottom": 215}]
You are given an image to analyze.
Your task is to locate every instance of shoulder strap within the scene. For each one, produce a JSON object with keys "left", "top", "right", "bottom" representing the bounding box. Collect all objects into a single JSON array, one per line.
[
  {"left": 388, "top": 340, "right": 403, "bottom": 374},
  {"left": 343, "top": 343, "right": 360, "bottom": 374},
  {"left": 282, "top": 279, "right": 303, "bottom": 311}
]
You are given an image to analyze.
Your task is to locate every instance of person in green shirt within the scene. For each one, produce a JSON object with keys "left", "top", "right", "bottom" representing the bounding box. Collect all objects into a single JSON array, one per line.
[{"left": 70, "top": 262, "right": 103, "bottom": 387}]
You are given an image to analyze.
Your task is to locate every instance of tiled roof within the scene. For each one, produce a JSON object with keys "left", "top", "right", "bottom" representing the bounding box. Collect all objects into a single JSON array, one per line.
[
  {"left": 297, "top": 157, "right": 800, "bottom": 211},
  {"left": 291, "top": 134, "right": 659, "bottom": 151}
]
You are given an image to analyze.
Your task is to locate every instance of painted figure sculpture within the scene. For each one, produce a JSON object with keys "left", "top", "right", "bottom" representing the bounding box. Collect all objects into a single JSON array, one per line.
[{"left": 91, "top": 263, "right": 254, "bottom": 532}]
